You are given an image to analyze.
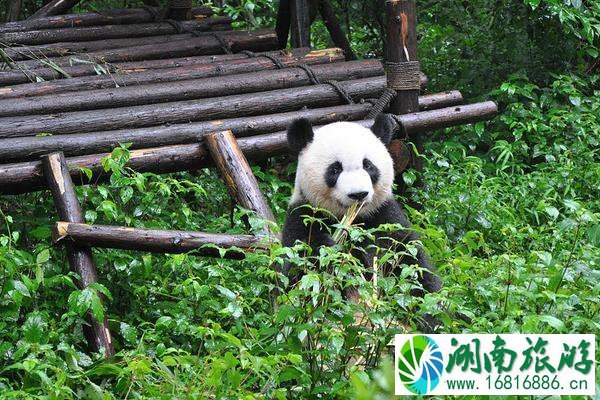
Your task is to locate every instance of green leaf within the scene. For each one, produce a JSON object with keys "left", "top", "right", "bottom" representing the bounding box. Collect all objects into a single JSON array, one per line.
[
  {"left": 588, "top": 224, "right": 600, "bottom": 246},
  {"left": 36, "top": 248, "right": 50, "bottom": 264},
  {"left": 539, "top": 315, "right": 565, "bottom": 331}
]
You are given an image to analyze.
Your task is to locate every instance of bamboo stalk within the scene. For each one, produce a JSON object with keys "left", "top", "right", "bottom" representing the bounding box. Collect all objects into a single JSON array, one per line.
[{"left": 53, "top": 222, "right": 270, "bottom": 258}]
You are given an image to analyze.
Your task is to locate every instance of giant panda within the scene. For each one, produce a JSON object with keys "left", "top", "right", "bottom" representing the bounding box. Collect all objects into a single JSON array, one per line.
[{"left": 281, "top": 113, "right": 441, "bottom": 296}]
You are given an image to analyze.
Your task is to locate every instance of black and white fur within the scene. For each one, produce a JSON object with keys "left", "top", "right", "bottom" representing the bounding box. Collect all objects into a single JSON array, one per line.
[{"left": 281, "top": 114, "right": 441, "bottom": 295}]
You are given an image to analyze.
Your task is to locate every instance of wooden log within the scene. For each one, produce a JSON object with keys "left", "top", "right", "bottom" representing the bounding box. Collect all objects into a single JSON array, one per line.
[
  {"left": 53, "top": 222, "right": 270, "bottom": 258},
  {"left": 397, "top": 101, "right": 498, "bottom": 134},
  {"left": 290, "top": 0, "right": 311, "bottom": 48},
  {"left": 275, "top": 0, "right": 291, "bottom": 48},
  {"left": 10, "top": 29, "right": 279, "bottom": 71},
  {"left": 4, "top": 0, "right": 22, "bottom": 23},
  {"left": 29, "top": 0, "right": 82, "bottom": 19},
  {"left": 0, "top": 48, "right": 314, "bottom": 87},
  {"left": 0, "top": 103, "right": 372, "bottom": 162},
  {"left": 0, "top": 40, "right": 300, "bottom": 100},
  {"left": 0, "top": 76, "right": 387, "bottom": 137},
  {"left": 40, "top": 152, "right": 114, "bottom": 358},
  {"left": 0, "top": 91, "right": 461, "bottom": 161},
  {"left": 166, "top": 0, "right": 193, "bottom": 21},
  {"left": 318, "top": 0, "right": 356, "bottom": 60},
  {"left": 7, "top": 30, "right": 277, "bottom": 77},
  {"left": 206, "top": 130, "right": 276, "bottom": 236},
  {"left": 3, "top": 27, "right": 234, "bottom": 62},
  {"left": 0, "top": 7, "right": 212, "bottom": 33},
  {"left": 0, "top": 101, "right": 497, "bottom": 194},
  {"left": 0, "top": 59, "right": 383, "bottom": 116},
  {"left": 1, "top": 17, "right": 233, "bottom": 46},
  {"left": 385, "top": 0, "right": 419, "bottom": 115}
]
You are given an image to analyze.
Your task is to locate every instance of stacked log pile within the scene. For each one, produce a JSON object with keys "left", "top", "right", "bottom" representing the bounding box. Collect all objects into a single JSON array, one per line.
[
  {"left": 0, "top": 7, "right": 497, "bottom": 197},
  {"left": 0, "top": 1, "right": 499, "bottom": 359}
]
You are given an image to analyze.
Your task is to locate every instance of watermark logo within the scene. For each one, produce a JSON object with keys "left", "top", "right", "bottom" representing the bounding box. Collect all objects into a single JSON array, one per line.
[
  {"left": 397, "top": 335, "right": 444, "bottom": 394},
  {"left": 395, "top": 334, "right": 596, "bottom": 396}
]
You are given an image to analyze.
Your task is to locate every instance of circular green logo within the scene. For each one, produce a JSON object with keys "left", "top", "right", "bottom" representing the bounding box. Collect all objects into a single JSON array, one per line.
[{"left": 397, "top": 335, "right": 444, "bottom": 394}]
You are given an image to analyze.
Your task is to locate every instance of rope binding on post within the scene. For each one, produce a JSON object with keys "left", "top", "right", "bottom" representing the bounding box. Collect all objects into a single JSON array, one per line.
[{"left": 385, "top": 60, "right": 421, "bottom": 91}]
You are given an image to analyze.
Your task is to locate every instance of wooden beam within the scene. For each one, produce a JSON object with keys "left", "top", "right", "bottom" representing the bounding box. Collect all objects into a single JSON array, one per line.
[
  {"left": 206, "top": 130, "right": 277, "bottom": 236},
  {"left": 0, "top": 59, "right": 380, "bottom": 116},
  {"left": 28, "top": 0, "right": 82, "bottom": 19},
  {"left": 275, "top": 0, "right": 291, "bottom": 48},
  {"left": 1, "top": 7, "right": 212, "bottom": 33},
  {"left": 40, "top": 152, "right": 114, "bottom": 358},
  {"left": 0, "top": 101, "right": 497, "bottom": 195},
  {"left": 318, "top": 0, "right": 356, "bottom": 60},
  {"left": 385, "top": 0, "right": 419, "bottom": 115},
  {"left": 0, "top": 76, "right": 386, "bottom": 137},
  {"left": 0, "top": 91, "right": 461, "bottom": 162},
  {"left": 53, "top": 222, "right": 270, "bottom": 258},
  {"left": 1, "top": 17, "right": 232, "bottom": 46},
  {"left": 290, "top": 0, "right": 311, "bottom": 48}
]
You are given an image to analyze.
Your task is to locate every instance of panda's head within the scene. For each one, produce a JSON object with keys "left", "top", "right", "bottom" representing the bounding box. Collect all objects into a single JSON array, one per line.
[{"left": 288, "top": 114, "right": 397, "bottom": 218}]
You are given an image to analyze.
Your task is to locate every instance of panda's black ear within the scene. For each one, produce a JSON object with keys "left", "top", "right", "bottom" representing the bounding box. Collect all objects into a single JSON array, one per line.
[
  {"left": 287, "top": 118, "right": 314, "bottom": 153},
  {"left": 371, "top": 113, "right": 396, "bottom": 145}
]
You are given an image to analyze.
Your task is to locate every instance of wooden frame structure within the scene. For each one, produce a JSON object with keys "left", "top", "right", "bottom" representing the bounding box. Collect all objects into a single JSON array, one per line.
[{"left": 0, "top": 0, "right": 498, "bottom": 357}]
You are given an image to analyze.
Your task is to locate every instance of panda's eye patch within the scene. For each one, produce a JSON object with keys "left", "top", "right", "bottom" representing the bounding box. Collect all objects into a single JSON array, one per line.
[
  {"left": 325, "top": 161, "right": 343, "bottom": 187},
  {"left": 363, "top": 158, "right": 375, "bottom": 171},
  {"left": 363, "top": 158, "right": 380, "bottom": 183}
]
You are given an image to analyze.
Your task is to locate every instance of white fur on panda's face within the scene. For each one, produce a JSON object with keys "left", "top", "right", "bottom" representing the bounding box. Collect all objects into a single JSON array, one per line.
[{"left": 292, "top": 121, "right": 394, "bottom": 218}]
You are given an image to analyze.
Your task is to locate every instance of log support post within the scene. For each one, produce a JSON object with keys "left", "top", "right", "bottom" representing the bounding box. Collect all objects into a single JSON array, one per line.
[
  {"left": 385, "top": 0, "right": 419, "bottom": 115},
  {"left": 290, "top": 0, "right": 311, "bottom": 48},
  {"left": 276, "top": 0, "right": 291, "bottom": 48},
  {"left": 318, "top": 0, "right": 356, "bottom": 60},
  {"left": 41, "top": 152, "right": 114, "bottom": 358},
  {"left": 166, "top": 0, "right": 193, "bottom": 20},
  {"left": 385, "top": 0, "right": 422, "bottom": 192},
  {"left": 206, "top": 130, "right": 277, "bottom": 238},
  {"left": 28, "top": 0, "right": 81, "bottom": 19}
]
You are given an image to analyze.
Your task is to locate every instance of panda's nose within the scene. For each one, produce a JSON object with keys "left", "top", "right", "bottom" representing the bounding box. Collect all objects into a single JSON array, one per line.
[{"left": 348, "top": 191, "right": 369, "bottom": 201}]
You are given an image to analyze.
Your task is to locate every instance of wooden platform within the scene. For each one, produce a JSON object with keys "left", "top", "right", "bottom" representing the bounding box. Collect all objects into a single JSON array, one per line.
[{"left": 0, "top": 3, "right": 498, "bottom": 357}]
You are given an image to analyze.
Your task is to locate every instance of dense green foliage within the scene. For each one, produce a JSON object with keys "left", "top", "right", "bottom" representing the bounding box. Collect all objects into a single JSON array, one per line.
[{"left": 1, "top": 0, "right": 599, "bottom": 398}]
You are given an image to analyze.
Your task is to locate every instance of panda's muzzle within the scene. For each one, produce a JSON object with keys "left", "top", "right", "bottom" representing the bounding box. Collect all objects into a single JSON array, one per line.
[{"left": 348, "top": 191, "right": 369, "bottom": 201}]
